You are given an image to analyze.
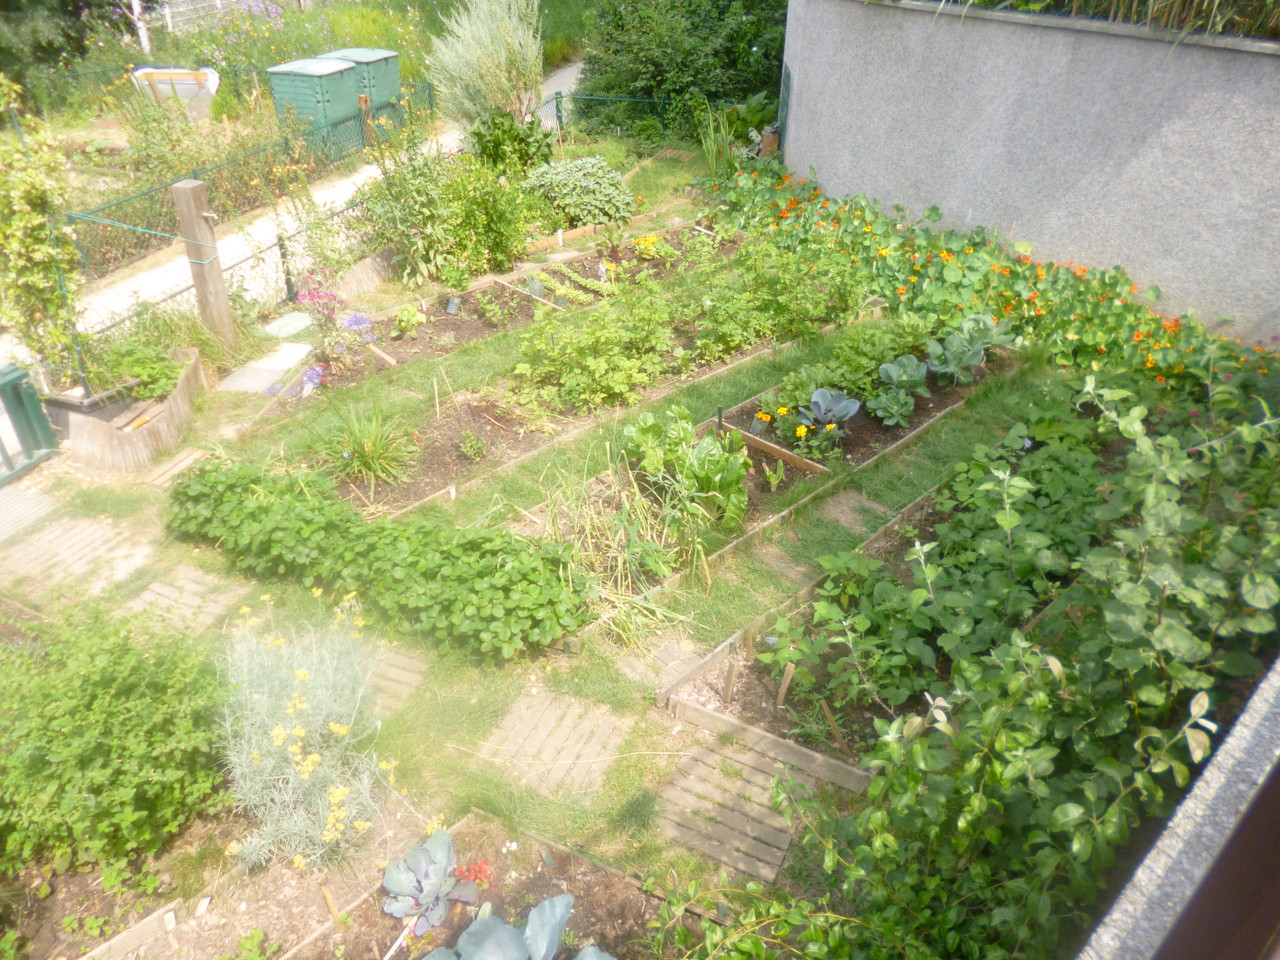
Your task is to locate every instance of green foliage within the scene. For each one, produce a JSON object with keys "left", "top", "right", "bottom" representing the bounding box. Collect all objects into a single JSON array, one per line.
[
  {"left": 513, "top": 291, "right": 678, "bottom": 412},
  {"left": 168, "top": 460, "right": 592, "bottom": 659},
  {"left": 577, "top": 0, "right": 788, "bottom": 125},
  {"left": 317, "top": 410, "right": 420, "bottom": 495},
  {"left": 459, "top": 428, "right": 487, "bottom": 460},
  {"left": 878, "top": 353, "right": 930, "bottom": 397},
  {"left": 467, "top": 111, "right": 554, "bottom": 174},
  {"left": 358, "top": 149, "right": 530, "bottom": 285},
  {"left": 84, "top": 338, "right": 183, "bottom": 399},
  {"left": 215, "top": 927, "right": 281, "bottom": 960},
  {"left": 394, "top": 305, "right": 424, "bottom": 340},
  {"left": 432, "top": 0, "right": 543, "bottom": 123},
  {"left": 221, "top": 616, "right": 381, "bottom": 870},
  {"left": 0, "top": 609, "right": 223, "bottom": 876},
  {"left": 525, "top": 156, "right": 634, "bottom": 227},
  {"left": 622, "top": 405, "right": 750, "bottom": 531},
  {"left": 866, "top": 386, "right": 915, "bottom": 426},
  {"left": 0, "top": 83, "right": 81, "bottom": 370}
]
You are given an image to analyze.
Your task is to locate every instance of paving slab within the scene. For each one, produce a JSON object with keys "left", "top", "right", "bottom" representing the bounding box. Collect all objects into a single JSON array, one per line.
[
  {"left": 0, "top": 516, "right": 153, "bottom": 600},
  {"left": 262, "top": 312, "right": 313, "bottom": 339},
  {"left": 480, "top": 692, "right": 633, "bottom": 797},
  {"left": 126, "top": 564, "right": 244, "bottom": 632},
  {"left": 619, "top": 634, "right": 703, "bottom": 689},
  {"left": 654, "top": 740, "right": 813, "bottom": 882},
  {"left": 369, "top": 642, "right": 428, "bottom": 716},
  {"left": 217, "top": 341, "right": 313, "bottom": 393},
  {"left": 0, "top": 485, "right": 57, "bottom": 543}
]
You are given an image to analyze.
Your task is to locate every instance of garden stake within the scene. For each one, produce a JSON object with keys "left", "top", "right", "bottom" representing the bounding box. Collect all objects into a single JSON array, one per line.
[
  {"left": 820, "top": 699, "right": 855, "bottom": 761},
  {"left": 320, "top": 882, "right": 345, "bottom": 927},
  {"left": 776, "top": 662, "right": 796, "bottom": 707},
  {"left": 722, "top": 659, "right": 738, "bottom": 704},
  {"left": 433, "top": 378, "right": 440, "bottom": 419}
]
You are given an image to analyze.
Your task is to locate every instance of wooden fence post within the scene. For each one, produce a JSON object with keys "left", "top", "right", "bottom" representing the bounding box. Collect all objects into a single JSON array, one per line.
[{"left": 172, "top": 179, "right": 236, "bottom": 352}]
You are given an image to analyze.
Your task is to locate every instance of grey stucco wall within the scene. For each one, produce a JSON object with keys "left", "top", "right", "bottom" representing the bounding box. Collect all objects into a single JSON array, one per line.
[{"left": 781, "top": 0, "right": 1280, "bottom": 337}]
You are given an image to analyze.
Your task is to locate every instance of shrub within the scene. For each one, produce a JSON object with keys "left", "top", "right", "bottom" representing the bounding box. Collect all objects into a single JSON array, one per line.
[
  {"left": 0, "top": 609, "right": 224, "bottom": 875},
  {"left": 467, "top": 111, "right": 554, "bottom": 175},
  {"left": 525, "top": 156, "right": 634, "bottom": 227},
  {"left": 221, "top": 615, "right": 382, "bottom": 870},
  {"left": 431, "top": 0, "right": 543, "bottom": 124},
  {"left": 439, "top": 156, "right": 530, "bottom": 278},
  {"left": 167, "top": 461, "right": 592, "bottom": 659}
]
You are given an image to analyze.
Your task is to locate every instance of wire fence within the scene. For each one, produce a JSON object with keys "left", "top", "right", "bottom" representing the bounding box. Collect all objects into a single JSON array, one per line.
[
  {"left": 535, "top": 92, "right": 674, "bottom": 138},
  {"left": 67, "top": 82, "right": 433, "bottom": 281}
]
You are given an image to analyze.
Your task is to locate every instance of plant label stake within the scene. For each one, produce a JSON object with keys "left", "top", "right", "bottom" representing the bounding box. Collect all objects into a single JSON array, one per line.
[
  {"left": 820, "top": 698, "right": 855, "bottom": 762},
  {"left": 722, "top": 659, "right": 738, "bottom": 704},
  {"left": 776, "top": 662, "right": 796, "bottom": 707}
]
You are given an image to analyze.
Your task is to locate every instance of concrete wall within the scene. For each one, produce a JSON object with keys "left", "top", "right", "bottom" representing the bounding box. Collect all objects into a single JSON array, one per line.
[{"left": 781, "top": 0, "right": 1280, "bottom": 336}]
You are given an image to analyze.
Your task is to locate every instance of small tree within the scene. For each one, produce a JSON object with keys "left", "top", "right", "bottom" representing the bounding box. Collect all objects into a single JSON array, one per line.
[
  {"left": 430, "top": 0, "right": 543, "bottom": 125},
  {"left": 0, "top": 75, "right": 82, "bottom": 372}
]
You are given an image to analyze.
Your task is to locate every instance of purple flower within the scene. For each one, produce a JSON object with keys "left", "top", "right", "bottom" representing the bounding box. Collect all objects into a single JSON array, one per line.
[
  {"left": 303, "top": 366, "right": 325, "bottom": 388},
  {"left": 344, "top": 312, "right": 371, "bottom": 329},
  {"left": 264, "top": 382, "right": 281, "bottom": 397}
]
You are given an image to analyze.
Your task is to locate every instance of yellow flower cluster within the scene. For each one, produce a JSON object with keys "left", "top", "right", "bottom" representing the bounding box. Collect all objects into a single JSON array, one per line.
[
  {"left": 327, "top": 721, "right": 350, "bottom": 736},
  {"left": 322, "top": 785, "right": 351, "bottom": 844},
  {"left": 285, "top": 692, "right": 309, "bottom": 714},
  {"left": 423, "top": 813, "right": 446, "bottom": 837},
  {"left": 631, "top": 234, "right": 661, "bottom": 260},
  {"left": 379, "top": 757, "right": 399, "bottom": 786}
]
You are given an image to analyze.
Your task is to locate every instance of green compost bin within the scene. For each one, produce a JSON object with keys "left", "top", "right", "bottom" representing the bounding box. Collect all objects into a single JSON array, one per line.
[
  {"left": 266, "top": 57, "right": 360, "bottom": 125},
  {"left": 316, "top": 48, "right": 400, "bottom": 107}
]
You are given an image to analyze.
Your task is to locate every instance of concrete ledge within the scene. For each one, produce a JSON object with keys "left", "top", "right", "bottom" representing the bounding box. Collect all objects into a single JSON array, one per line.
[
  {"left": 1077, "top": 650, "right": 1280, "bottom": 960},
  {"left": 856, "top": 0, "right": 1280, "bottom": 56}
]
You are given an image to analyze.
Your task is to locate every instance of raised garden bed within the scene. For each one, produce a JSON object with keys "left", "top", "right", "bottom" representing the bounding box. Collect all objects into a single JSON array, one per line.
[
  {"left": 63, "top": 807, "right": 693, "bottom": 960},
  {"left": 49, "top": 347, "right": 206, "bottom": 473}
]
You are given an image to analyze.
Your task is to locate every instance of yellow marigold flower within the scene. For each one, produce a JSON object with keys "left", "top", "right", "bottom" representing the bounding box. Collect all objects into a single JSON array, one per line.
[
  {"left": 777, "top": 407, "right": 788, "bottom": 416},
  {"left": 1145, "top": 356, "right": 1156, "bottom": 368},
  {"left": 876, "top": 246, "right": 889, "bottom": 257},
  {"left": 796, "top": 425, "right": 809, "bottom": 438},
  {"left": 755, "top": 411, "right": 772, "bottom": 422},
  {"left": 825, "top": 423, "right": 836, "bottom": 431}
]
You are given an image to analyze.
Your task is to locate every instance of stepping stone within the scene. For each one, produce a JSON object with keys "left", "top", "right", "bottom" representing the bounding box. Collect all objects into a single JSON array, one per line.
[
  {"left": 143, "top": 447, "right": 208, "bottom": 489},
  {"left": 755, "top": 543, "right": 814, "bottom": 585},
  {"left": 480, "top": 692, "right": 633, "bottom": 797},
  {"left": 217, "top": 341, "right": 313, "bottom": 393},
  {"left": 369, "top": 642, "right": 428, "bottom": 716},
  {"left": 618, "top": 633, "right": 702, "bottom": 690},
  {"left": 263, "top": 312, "right": 313, "bottom": 339},
  {"left": 0, "top": 517, "right": 153, "bottom": 600},
  {"left": 818, "top": 489, "right": 889, "bottom": 534},
  {"left": 126, "top": 565, "right": 244, "bottom": 632},
  {"left": 654, "top": 741, "right": 813, "bottom": 882},
  {"left": 0, "top": 485, "right": 56, "bottom": 542}
]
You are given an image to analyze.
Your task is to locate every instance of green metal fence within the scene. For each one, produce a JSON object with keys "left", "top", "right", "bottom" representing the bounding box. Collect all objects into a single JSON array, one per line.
[
  {"left": 0, "top": 366, "right": 58, "bottom": 487},
  {"left": 67, "top": 81, "right": 433, "bottom": 280},
  {"left": 535, "top": 92, "right": 673, "bottom": 137}
]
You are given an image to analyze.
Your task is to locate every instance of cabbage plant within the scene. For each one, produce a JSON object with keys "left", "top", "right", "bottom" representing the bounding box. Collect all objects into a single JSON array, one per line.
[
  {"left": 383, "top": 831, "right": 479, "bottom": 936},
  {"left": 424, "top": 894, "right": 615, "bottom": 960}
]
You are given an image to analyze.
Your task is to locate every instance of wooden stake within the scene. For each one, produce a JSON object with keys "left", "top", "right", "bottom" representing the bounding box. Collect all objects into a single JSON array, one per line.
[
  {"left": 820, "top": 699, "right": 855, "bottom": 762},
  {"left": 776, "top": 662, "right": 796, "bottom": 708},
  {"left": 433, "top": 378, "right": 440, "bottom": 419},
  {"left": 722, "top": 659, "right": 738, "bottom": 704},
  {"left": 320, "top": 883, "right": 345, "bottom": 926}
]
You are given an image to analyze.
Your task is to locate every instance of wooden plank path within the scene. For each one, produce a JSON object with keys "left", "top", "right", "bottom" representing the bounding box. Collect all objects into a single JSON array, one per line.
[
  {"left": 479, "top": 692, "right": 633, "bottom": 798},
  {"left": 655, "top": 742, "right": 814, "bottom": 882}
]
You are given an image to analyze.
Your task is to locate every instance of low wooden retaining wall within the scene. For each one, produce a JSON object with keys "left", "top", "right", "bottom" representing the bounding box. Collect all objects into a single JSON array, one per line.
[{"left": 66, "top": 348, "right": 205, "bottom": 473}]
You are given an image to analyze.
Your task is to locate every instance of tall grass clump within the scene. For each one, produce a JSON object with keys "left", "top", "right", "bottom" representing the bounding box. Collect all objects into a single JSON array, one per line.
[
  {"left": 430, "top": 0, "right": 543, "bottom": 123},
  {"left": 221, "top": 608, "right": 387, "bottom": 870}
]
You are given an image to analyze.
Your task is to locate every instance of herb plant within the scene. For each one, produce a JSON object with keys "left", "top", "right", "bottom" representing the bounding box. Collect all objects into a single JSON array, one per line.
[{"left": 525, "top": 156, "right": 634, "bottom": 227}]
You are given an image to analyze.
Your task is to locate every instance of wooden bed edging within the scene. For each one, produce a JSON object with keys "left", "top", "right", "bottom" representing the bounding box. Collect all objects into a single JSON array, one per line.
[
  {"left": 669, "top": 698, "right": 870, "bottom": 794},
  {"left": 65, "top": 347, "right": 204, "bottom": 474}
]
